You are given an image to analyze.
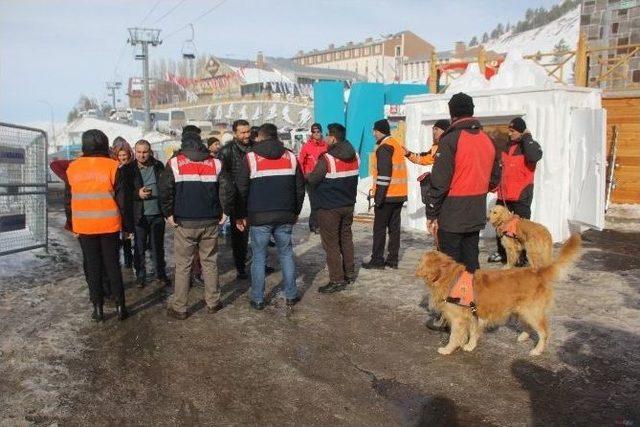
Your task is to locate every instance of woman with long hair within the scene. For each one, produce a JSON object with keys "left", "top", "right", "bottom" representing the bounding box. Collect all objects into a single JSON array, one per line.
[{"left": 111, "top": 137, "right": 135, "bottom": 269}]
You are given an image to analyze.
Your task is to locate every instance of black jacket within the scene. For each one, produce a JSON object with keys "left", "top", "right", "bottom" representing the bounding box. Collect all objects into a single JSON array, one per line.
[
  {"left": 63, "top": 154, "right": 131, "bottom": 233},
  {"left": 123, "top": 157, "right": 165, "bottom": 223},
  {"left": 425, "top": 117, "right": 501, "bottom": 233},
  {"left": 218, "top": 139, "right": 253, "bottom": 218},
  {"left": 307, "top": 140, "right": 357, "bottom": 186},
  {"left": 235, "top": 138, "right": 305, "bottom": 226},
  {"left": 158, "top": 141, "right": 221, "bottom": 225},
  {"left": 307, "top": 140, "right": 359, "bottom": 209}
]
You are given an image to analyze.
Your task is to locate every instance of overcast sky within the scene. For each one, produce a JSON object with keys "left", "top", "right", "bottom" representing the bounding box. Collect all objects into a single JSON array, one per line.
[{"left": 0, "top": 0, "right": 563, "bottom": 125}]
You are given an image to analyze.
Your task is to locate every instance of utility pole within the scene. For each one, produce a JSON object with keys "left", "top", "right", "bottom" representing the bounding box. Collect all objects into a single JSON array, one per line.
[
  {"left": 106, "top": 81, "right": 122, "bottom": 111},
  {"left": 127, "top": 27, "right": 162, "bottom": 131}
]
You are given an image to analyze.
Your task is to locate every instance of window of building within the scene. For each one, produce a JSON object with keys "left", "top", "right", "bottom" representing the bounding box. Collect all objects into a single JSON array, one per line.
[
  {"left": 335, "top": 52, "right": 341, "bottom": 60},
  {"left": 375, "top": 44, "right": 381, "bottom": 54},
  {"left": 354, "top": 48, "right": 360, "bottom": 57},
  {"left": 395, "top": 45, "right": 401, "bottom": 56},
  {"left": 612, "top": 22, "right": 619, "bottom": 34},
  {"left": 316, "top": 55, "right": 322, "bottom": 62},
  {"left": 345, "top": 50, "right": 351, "bottom": 59},
  {"left": 364, "top": 47, "right": 370, "bottom": 55},
  {"left": 619, "top": 8, "right": 628, "bottom": 16},
  {"left": 309, "top": 57, "right": 314, "bottom": 65},
  {"left": 326, "top": 53, "right": 331, "bottom": 61},
  {"left": 633, "top": 69, "right": 640, "bottom": 83}
]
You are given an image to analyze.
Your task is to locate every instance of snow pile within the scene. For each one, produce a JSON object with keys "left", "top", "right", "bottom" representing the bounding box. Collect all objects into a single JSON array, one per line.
[
  {"left": 445, "top": 50, "right": 557, "bottom": 93},
  {"left": 483, "top": 7, "right": 580, "bottom": 57},
  {"left": 489, "top": 50, "right": 556, "bottom": 89},
  {"left": 446, "top": 63, "right": 490, "bottom": 93}
]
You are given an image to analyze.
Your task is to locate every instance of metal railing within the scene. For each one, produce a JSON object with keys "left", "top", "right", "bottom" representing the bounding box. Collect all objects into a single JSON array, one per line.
[{"left": 0, "top": 123, "right": 48, "bottom": 256}]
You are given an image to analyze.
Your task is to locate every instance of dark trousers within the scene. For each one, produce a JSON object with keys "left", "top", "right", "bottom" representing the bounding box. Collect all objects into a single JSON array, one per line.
[
  {"left": 230, "top": 215, "right": 249, "bottom": 273},
  {"left": 121, "top": 233, "right": 133, "bottom": 268},
  {"left": 307, "top": 184, "right": 318, "bottom": 232},
  {"left": 371, "top": 202, "right": 403, "bottom": 265},
  {"left": 78, "top": 232, "right": 125, "bottom": 305},
  {"left": 495, "top": 199, "right": 531, "bottom": 260},
  {"left": 438, "top": 229, "right": 480, "bottom": 273},
  {"left": 317, "top": 206, "right": 355, "bottom": 283},
  {"left": 134, "top": 215, "right": 166, "bottom": 280}
]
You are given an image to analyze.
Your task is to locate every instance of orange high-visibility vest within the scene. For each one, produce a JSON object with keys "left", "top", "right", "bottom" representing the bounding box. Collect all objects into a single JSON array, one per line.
[
  {"left": 371, "top": 136, "right": 408, "bottom": 199},
  {"left": 67, "top": 156, "right": 121, "bottom": 235}
]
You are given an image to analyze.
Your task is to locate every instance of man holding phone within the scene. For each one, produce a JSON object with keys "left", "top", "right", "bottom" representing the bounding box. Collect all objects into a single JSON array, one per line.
[{"left": 128, "top": 139, "right": 169, "bottom": 288}]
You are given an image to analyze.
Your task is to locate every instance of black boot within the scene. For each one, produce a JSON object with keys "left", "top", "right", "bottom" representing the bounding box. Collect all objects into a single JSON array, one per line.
[
  {"left": 116, "top": 304, "right": 129, "bottom": 321},
  {"left": 91, "top": 303, "right": 104, "bottom": 322}
]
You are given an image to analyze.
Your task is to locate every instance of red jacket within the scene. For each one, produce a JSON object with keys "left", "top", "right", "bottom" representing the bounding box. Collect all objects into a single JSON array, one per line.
[{"left": 297, "top": 138, "right": 327, "bottom": 175}]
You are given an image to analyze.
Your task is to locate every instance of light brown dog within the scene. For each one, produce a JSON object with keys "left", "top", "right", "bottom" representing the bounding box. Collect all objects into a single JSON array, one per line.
[
  {"left": 488, "top": 205, "right": 553, "bottom": 268},
  {"left": 416, "top": 234, "right": 581, "bottom": 356}
]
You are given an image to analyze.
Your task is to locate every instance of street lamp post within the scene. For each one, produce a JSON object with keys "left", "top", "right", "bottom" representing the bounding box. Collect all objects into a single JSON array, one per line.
[{"left": 37, "top": 100, "right": 56, "bottom": 154}]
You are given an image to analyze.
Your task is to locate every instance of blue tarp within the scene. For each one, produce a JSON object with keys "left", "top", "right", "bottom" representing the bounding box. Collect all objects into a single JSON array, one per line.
[{"left": 313, "top": 81, "right": 345, "bottom": 131}]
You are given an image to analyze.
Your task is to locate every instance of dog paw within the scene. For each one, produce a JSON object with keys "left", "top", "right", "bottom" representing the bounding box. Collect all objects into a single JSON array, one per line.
[
  {"left": 529, "top": 348, "right": 543, "bottom": 357},
  {"left": 462, "top": 343, "right": 476, "bottom": 352},
  {"left": 437, "top": 347, "right": 453, "bottom": 355},
  {"left": 517, "top": 332, "right": 530, "bottom": 342}
]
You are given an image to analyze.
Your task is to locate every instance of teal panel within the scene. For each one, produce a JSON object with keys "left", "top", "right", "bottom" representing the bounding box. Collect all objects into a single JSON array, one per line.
[
  {"left": 384, "top": 84, "right": 428, "bottom": 104},
  {"left": 345, "top": 82, "right": 385, "bottom": 177},
  {"left": 313, "top": 81, "right": 345, "bottom": 130}
]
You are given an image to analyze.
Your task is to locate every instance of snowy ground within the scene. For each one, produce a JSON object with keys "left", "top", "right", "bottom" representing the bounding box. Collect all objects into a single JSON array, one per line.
[{"left": 0, "top": 202, "right": 638, "bottom": 425}]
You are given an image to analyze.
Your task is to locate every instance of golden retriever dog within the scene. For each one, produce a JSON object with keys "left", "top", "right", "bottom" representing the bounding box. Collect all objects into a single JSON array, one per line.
[
  {"left": 488, "top": 205, "right": 553, "bottom": 268},
  {"left": 416, "top": 234, "right": 581, "bottom": 356}
]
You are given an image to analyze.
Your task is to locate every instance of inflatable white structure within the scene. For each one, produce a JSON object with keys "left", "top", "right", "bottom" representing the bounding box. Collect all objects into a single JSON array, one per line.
[{"left": 403, "top": 52, "right": 606, "bottom": 242}]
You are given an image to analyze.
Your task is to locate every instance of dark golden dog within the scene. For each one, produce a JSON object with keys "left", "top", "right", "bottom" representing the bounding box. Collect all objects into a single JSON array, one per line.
[
  {"left": 488, "top": 205, "right": 553, "bottom": 268},
  {"left": 416, "top": 234, "right": 581, "bottom": 356}
]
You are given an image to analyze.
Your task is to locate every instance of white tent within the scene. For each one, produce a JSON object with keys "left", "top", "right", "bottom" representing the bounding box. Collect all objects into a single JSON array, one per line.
[{"left": 403, "top": 86, "right": 605, "bottom": 242}]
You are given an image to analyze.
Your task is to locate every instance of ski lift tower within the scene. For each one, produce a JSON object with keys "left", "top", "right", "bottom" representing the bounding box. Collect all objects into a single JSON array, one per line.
[{"left": 127, "top": 27, "right": 162, "bottom": 131}]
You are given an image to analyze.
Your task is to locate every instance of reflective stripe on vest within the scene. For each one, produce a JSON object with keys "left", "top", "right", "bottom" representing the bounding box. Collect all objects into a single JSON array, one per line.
[
  {"left": 497, "top": 144, "right": 536, "bottom": 202},
  {"left": 325, "top": 153, "right": 360, "bottom": 179},
  {"left": 170, "top": 154, "right": 221, "bottom": 182},
  {"left": 246, "top": 151, "right": 297, "bottom": 178},
  {"left": 315, "top": 153, "right": 360, "bottom": 209},
  {"left": 246, "top": 150, "right": 297, "bottom": 213},
  {"left": 169, "top": 154, "right": 221, "bottom": 220},
  {"left": 371, "top": 136, "right": 408, "bottom": 198},
  {"left": 67, "top": 157, "right": 121, "bottom": 235}
]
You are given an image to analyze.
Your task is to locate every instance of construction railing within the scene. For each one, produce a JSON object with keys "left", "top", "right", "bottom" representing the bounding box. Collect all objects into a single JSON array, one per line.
[{"left": 0, "top": 123, "right": 48, "bottom": 256}]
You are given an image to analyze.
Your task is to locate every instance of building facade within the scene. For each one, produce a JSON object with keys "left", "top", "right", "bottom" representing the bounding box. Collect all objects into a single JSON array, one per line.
[
  {"left": 581, "top": 0, "right": 640, "bottom": 89},
  {"left": 293, "top": 31, "right": 435, "bottom": 83}
]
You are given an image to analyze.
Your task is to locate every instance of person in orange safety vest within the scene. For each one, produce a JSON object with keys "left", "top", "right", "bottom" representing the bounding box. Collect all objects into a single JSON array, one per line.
[{"left": 65, "top": 129, "right": 130, "bottom": 322}]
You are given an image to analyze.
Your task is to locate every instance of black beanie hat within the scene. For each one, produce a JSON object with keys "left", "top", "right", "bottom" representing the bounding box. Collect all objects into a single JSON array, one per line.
[
  {"left": 509, "top": 117, "right": 527, "bottom": 133},
  {"left": 448, "top": 92, "right": 474, "bottom": 118},
  {"left": 373, "top": 119, "right": 390, "bottom": 135},
  {"left": 433, "top": 119, "right": 450, "bottom": 131}
]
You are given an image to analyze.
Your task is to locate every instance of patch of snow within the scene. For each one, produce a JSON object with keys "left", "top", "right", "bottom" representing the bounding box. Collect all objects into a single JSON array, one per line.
[
  {"left": 489, "top": 50, "right": 557, "bottom": 89},
  {"left": 446, "top": 63, "right": 490, "bottom": 93}
]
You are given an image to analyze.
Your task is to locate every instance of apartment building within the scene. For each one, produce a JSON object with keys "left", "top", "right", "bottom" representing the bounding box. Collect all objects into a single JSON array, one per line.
[{"left": 292, "top": 31, "right": 435, "bottom": 82}]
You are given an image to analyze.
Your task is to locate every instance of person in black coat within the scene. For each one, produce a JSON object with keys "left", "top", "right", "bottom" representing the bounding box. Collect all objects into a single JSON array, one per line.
[{"left": 124, "top": 139, "right": 169, "bottom": 288}]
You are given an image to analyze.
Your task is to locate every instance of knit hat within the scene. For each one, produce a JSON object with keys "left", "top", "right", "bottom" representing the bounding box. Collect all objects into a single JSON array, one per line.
[
  {"left": 373, "top": 119, "right": 390, "bottom": 135},
  {"left": 448, "top": 92, "right": 474, "bottom": 118},
  {"left": 433, "top": 119, "right": 450, "bottom": 131},
  {"left": 509, "top": 117, "right": 527, "bottom": 133}
]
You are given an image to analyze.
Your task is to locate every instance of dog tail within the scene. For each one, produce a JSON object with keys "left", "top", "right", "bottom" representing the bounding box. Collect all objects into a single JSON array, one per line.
[{"left": 539, "top": 233, "right": 582, "bottom": 282}]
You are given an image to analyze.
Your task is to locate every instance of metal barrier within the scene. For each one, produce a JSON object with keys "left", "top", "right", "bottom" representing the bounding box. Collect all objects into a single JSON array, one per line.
[{"left": 0, "top": 123, "right": 48, "bottom": 256}]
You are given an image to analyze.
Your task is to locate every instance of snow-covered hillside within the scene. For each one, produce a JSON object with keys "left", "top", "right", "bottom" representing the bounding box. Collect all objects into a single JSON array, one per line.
[{"left": 483, "top": 6, "right": 580, "bottom": 56}]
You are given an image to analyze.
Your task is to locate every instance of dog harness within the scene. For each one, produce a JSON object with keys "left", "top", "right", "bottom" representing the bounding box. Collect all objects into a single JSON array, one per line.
[
  {"left": 497, "top": 215, "right": 520, "bottom": 239},
  {"left": 445, "top": 271, "right": 477, "bottom": 315}
]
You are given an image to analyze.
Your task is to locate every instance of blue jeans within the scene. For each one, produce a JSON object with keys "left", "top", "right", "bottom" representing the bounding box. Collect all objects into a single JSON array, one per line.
[{"left": 249, "top": 224, "right": 298, "bottom": 303}]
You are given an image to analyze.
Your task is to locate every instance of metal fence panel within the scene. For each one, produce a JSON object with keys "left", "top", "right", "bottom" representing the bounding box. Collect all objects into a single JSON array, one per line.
[{"left": 0, "top": 123, "right": 47, "bottom": 256}]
